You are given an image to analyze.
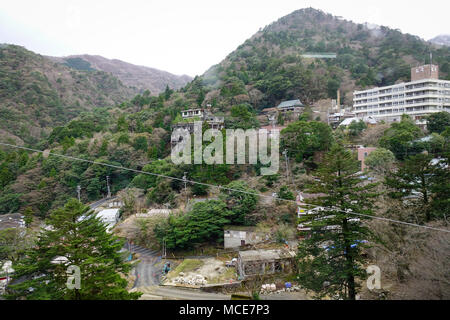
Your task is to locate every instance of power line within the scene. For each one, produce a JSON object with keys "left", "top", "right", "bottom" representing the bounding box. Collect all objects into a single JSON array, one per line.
[{"left": 0, "top": 142, "right": 449, "bottom": 234}]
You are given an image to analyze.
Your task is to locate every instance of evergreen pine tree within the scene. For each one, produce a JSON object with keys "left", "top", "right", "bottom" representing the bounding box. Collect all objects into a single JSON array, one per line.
[
  {"left": 6, "top": 199, "right": 141, "bottom": 300},
  {"left": 297, "top": 144, "right": 378, "bottom": 300},
  {"left": 385, "top": 153, "right": 436, "bottom": 222}
]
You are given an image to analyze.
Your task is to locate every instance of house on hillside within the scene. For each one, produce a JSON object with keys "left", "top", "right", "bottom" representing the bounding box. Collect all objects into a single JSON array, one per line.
[
  {"left": 223, "top": 226, "right": 267, "bottom": 249},
  {"left": 357, "top": 147, "right": 377, "bottom": 171},
  {"left": 328, "top": 111, "right": 356, "bottom": 128},
  {"left": 95, "top": 208, "right": 120, "bottom": 232},
  {"left": 181, "top": 108, "right": 204, "bottom": 119},
  {"left": 259, "top": 124, "right": 286, "bottom": 138},
  {"left": 236, "top": 249, "right": 296, "bottom": 279},
  {"left": 276, "top": 99, "right": 304, "bottom": 118},
  {"left": 172, "top": 109, "right": 224, "bottom": 146},
  {"left": 338, "top": 116, "right": 377, "bottom": 128}
]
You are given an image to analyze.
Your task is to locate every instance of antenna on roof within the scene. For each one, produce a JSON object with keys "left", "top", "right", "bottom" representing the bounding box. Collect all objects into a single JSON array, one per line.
[{"left": 430, "top": 51, "right": 432, "bottom": 65}]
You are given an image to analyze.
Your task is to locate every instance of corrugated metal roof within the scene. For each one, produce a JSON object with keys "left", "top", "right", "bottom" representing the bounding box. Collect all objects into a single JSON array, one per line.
[
  {"left": 276, "top": 99, "right": 304, "bottom": 108},
  {"left": 238, "top": 249, "right": 296, "bottom": 262}
]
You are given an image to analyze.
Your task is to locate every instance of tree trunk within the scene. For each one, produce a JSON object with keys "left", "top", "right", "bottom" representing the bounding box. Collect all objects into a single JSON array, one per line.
[{"left": 343, "top": 218, "right": 356, "bottom": 300}]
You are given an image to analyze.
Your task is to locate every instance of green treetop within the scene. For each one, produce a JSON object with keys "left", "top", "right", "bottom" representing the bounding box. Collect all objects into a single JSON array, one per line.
[
  {"left": 6, "top": 199, "right": 141, "bottom": 300},
  {"left": 297, "top": 144, "right": 379, "bottom": 300}
]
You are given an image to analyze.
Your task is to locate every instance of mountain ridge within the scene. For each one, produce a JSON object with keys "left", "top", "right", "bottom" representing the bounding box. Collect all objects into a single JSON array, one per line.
[
  {"left": 48, "top": 54, "right": 192, "bottom": 94},
  {"left": 0, "top": 44, "right": 137, "bottom": 145},
  {"left": 189, "top": 8, "right": 450, "bottom": 110}
]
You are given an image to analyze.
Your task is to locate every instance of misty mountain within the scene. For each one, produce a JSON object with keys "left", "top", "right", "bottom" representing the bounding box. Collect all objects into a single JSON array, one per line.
[
  {"left": 186, "top": 8, "right": 450, "bottom": 110},
  {"left": 429, "top": 34, "right": 450, "bottom": 47},
  {"left": 49, "top": 54, "right": 192, "bottom": 94},
  {"left": 0, "top": 45, "right": 136, "bottom": 145}
]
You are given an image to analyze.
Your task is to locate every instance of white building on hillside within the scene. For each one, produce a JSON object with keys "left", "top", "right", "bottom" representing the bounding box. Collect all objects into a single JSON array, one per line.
[
  {"left": 96, "top": 208, "right": 120, "bottom": 232},
  {"left": 353, "top": 64, "right": 450, "bottom": 126}
]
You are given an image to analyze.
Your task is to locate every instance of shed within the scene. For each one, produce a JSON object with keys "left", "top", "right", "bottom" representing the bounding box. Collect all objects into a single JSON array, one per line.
[
  {"left": 224, "top": 226, "right": 266, "bottom": 249},
  {"left": 237, "top": 249, "right": 296, "bottom": 279}
]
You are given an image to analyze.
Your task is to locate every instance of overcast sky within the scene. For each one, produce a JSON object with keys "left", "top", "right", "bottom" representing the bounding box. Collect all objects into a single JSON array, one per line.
[{"left": 0, "top": 0, "right": 449, "bottom": 77}]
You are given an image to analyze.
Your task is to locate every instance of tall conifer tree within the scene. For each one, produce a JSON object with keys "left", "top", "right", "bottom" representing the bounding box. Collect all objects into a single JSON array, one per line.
[
  {"left": 297, "top": 144, "right": 378, "bottom": 299},
  {"left": 6, "top": 199, "right": 141, "bottom": 300}
]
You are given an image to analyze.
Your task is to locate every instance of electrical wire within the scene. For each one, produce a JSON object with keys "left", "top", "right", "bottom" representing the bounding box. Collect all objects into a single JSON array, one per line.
[{"left": 0, "top": 142, "right": 449, "bottom": 233}]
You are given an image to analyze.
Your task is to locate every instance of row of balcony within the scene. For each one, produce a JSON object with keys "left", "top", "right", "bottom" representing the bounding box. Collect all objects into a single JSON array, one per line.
[{"left": 354, "top": 81, "right": 450, "bottom": 99}]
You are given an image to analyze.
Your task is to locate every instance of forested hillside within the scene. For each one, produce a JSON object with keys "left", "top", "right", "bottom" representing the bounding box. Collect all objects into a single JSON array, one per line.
[
  {"left": 180, "top": 8, "right": 450, "bottom": 110},
  {"left": 0, "top": 44, "right": 137, "bottom": 145},
  {"left": 2, "top": 8, "right": 450, "bottom": 218},
  {"left": 49, "top": 54, "right": 192, "bottom": 94},
  {"left": 1, "top": 7, "right": 449, "bottom": 300}
]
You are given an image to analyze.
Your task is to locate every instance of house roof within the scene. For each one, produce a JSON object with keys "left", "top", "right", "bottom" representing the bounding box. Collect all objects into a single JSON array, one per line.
[
  {"left": 339, "top": 116, "right": 377, "bottom": 126},
  {"left": 339, "top": 117, "right": 360, "bottom": 126},
  {"left": 276, "top": 99, "right": 304, "bottom": 109},
  {"left": 238, "top": 249, "right": 296, "bottom": 262},
  {"left": 96, "top": 208, "right": 119, "bottom": 222}
]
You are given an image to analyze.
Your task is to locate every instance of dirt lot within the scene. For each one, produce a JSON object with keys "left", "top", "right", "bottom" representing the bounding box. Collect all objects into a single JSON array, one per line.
[{"left": 164, "top": 258, "right": 238, "bottom": 286}]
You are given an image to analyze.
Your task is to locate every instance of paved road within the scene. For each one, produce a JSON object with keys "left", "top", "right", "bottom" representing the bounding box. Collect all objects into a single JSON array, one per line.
[
  {"left": 127, "top": 243, "right": 231, "bottom": 300},
  {"left": 89, "top": 197, "right": 117, "bottom": 210},
  {"left": 129, "top": 244, "right": 162, "bottom": 288},
  {"left": 128, "top": 244, "right": 308, "bottom": 300},
  {"left": 134, "top": 286, "right": 308, "bottom": 300},
  {"left": 136, "top": 286, "right": 230, "bottom": 300}
]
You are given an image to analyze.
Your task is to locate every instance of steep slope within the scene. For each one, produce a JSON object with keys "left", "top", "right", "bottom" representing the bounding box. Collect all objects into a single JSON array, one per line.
[
  {"left": 1, "top": 8, "right": 450, "bottom": 217},
  {"left": 0, "top": 45, "right": 136, "bottom": 145},
  {"left": 50, "top": 54, "right": 192, "bottom": 94},
  {"left": 184, "top": 8, "right": 450, "bottom": 111}
]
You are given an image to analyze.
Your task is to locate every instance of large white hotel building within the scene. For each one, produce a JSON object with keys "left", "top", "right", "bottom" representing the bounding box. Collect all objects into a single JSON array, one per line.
[{"left": 353, "top": 64, "right": 450, "bottom": 125}]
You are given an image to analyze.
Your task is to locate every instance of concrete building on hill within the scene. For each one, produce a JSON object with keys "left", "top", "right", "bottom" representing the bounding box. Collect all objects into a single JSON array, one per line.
[
  {"left": 223, "top": 226, "right": 268, "bottom": 249},
  {"left": 236, "top": 249, "right": 296, "bottom": 279},
  {"left": 353, "top": 64, "right": 450, "bottom": 127}
]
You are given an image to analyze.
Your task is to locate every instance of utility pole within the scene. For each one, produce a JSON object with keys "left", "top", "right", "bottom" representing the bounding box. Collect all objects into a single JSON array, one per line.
[
  {"left": 162, "top": 238, "right": 167, "bottom": 262},
  {"left": 106, "top": 175, "right": 111, "bottom": 198},
  {"left": 76, "top": 185, "right": 81, "bottom": 202},
  {"left": 283, "top": 149, "right": 297, "bottom": 193},
  {"left": 282, "top": 149, "right": 289, "bottom": 180},
  {"left": 183, "top": 172, "right": 188, "bottom": 207}
]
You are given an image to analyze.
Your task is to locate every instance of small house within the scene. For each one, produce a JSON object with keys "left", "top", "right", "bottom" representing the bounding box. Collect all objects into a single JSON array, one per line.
[
  {"left": 276, "top": 99, "right": 304, "bottom": 113},
  {"left": 181, "top": 108, "right": 204, "bottom": 119},
  {"left": 95, "top": 208, "right": 120, "bottom": 232},
  {"left": 236, "top": 249, "right": 296, "bottom": 279},
  {"left": 224, "top": 226, "right": 266, "bottom": 249},
  {"left": 357, "top": 147, "right": 377, "bottom": 171}
]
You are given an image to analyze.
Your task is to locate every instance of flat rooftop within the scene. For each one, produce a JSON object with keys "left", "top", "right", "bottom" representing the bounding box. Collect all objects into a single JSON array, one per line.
[{"left": 238, "top": 249, "right": 296, "bottom": 262}]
